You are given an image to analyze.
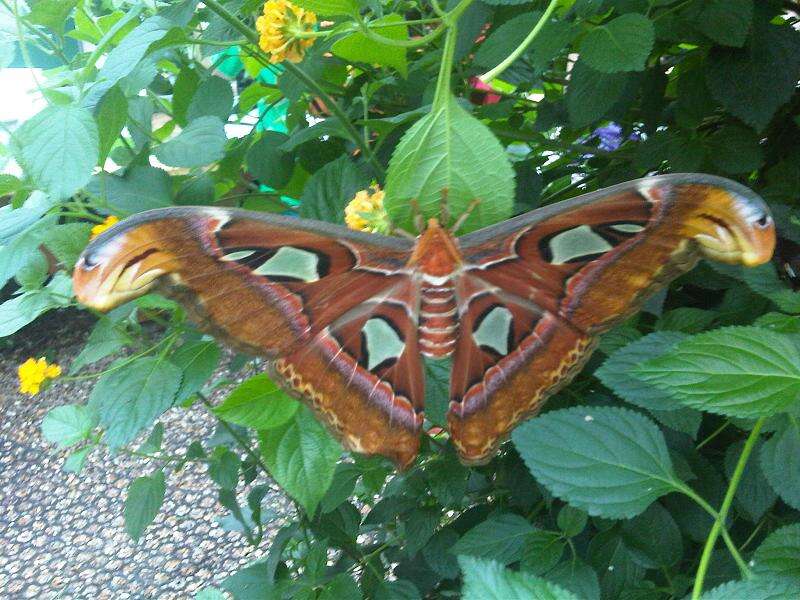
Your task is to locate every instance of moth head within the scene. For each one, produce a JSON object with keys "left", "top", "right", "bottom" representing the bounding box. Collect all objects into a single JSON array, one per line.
[
  {"left": 686, "top": 185, "right": 776, "bottom": 267},
  {"left": 73, "top": 221, "right": 178, "bottom": 311}
]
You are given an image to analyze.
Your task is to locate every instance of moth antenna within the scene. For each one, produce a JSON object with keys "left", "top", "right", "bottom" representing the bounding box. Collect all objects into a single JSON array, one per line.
[
  {"left": 450, "top": 199, "right": 481, "bottom": 234},
  {"left": 392, "top": 227, "right": 416, "bottom": 240},
  {"left": 409, "top": 199, "right": 425, "bottom": 233},
  {"left": 439, "top": 188, "right": 450, "bottom": 227}
]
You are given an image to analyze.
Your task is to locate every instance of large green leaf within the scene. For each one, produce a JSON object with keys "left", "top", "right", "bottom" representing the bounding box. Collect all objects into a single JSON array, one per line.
[
  {"left": 187, "top": 75, "right": 234, "bottom": 122},
  {"left": 580, "top": 14, "right": 654, "bottom": 73},
  {"left": 693, "top": 0, "right": 753, "bottom": 47},
  {"left": 16, "top": 104, "right": 99, "bottom": 199},
  {"left": 633, "top": 327, "right": 800, "bottom": 418},
  {"left": 298, "top": 155, "right": 371, "bottom": 223},
  {"left": 96, "top": 85, "right": 129, "bottom": 162},
  {"left": 566, "top": 59, "right": 631, "bottom": 128},
  {"left": 724, "top": 440, "right": 776, "bottom": 522},
  {"left": 596, "top": 331, "right": 689, "bottom": 411},
  {"left": 700, "top": 577, "right": 799, "bottom": 600},
  {"left": 246, "top": 132, "right": 295, "bottom": 189},
  {"left": 70, "top": 310, "right": 132, "bottom": 373},
  {"left": 706, "top": 19, "right": 800, "bottom": 131},
  {"left": 124, "top": 470, "right": 166, "bottom": 542},
  {"left": 619, "top": 503, "right": 682, "bottom": 568},
  {"left": 290, "top": 0, "right": 357, "bottom": 16},
  {"left": 154, "top": 116, "right": 227, "bottom": 167},
  {"left": 89, "top": 166, "right": 173, "bottom": 214},
  {"left": 99, "top": 16, "right": 171, "bottom": 85},
  {"left": 170, "top": 340, "right": 220, "bottom": 403},
  {"left": 752, "top": 524, "right": 800, "bottom": 580},
  {"left": 214, "top": 374, "right": 299, "bottom": 430},
  {"left": 459, "top": 557, "right": 581, "bottom": 600},
  {"left": 332, "top": 14, "right": 408, "bottom": 78},
  {"left": 450, "top": 514, "right": 535, "bottom": 565},
  {"left": 41, "top": 404, "right": 97, "bottom": 449},
  {"left": 513, "top": 406, "right": 680, "bottom": 518},
  {"left": 259, "top": 405, "right": 341, "bottom": 514},
  {"left": 384, "top": 96, "right": 515, "bottom": 233},
  {"left": 760, "top": 419, "right": 800, "bottom": 510},
  {"left": 89, "top": 356, "right": 182, "bottom": 447}
]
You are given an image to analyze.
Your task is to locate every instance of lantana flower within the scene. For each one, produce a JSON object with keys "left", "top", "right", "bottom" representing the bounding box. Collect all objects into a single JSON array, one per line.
[
  {"left": 256, "top": 0, "right": 317, "bottom": 64},
  {"left": 18, "top": 357, "right": 62, "bottom": 396},
  {"left": 345, "top": 186, "right": 390, "bottom": 233},
  {"left": 90, "top": 215, "right": 119, "bottom": 239}
]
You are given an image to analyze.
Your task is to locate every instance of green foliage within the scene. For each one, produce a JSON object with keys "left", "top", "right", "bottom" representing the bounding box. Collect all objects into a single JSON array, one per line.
[{"left": 3, "top": 0, "right": 800, "bottom": 597}]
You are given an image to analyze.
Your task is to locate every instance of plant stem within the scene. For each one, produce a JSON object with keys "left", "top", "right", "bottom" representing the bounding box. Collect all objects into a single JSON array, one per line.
[
  {"left": 678, "top": 483, "right": 751, "bottom": 576},
  {"left": 479, "top": 0, "right": 559, "bottom": 83},
  {"left": 691, "top": 417, "right": 765, "bottom": 599},
  {"left": 202, "top": 0, "right": 386, "bottom": 179}
]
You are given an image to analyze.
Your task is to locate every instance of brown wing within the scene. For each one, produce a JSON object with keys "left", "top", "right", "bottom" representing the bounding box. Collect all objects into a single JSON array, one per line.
[
  {"left": 73, "top": 207, "right": 424, "bottom": 469},
  {"left": 448, "top": 173, "right": 776, "bottom": 464}
]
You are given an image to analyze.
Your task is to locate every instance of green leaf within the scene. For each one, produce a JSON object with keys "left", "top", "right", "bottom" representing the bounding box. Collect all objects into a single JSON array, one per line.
[
  {"left": 557, "top": 505, "right": 588, "bottom": 537},
  {"left": 96, "top": 85, "right": 129, "bottom": 162},
  {"left": 187, "top": 75, "right": 234, "bottom": 122},
  {"left": 693, "top": 0, "right": 753, "bottom": 48},
  {"left": 384, "top": 96, "right": 515, "bottom": 233},
  {"left": 319, "top": 573, "right": 361, "bottom": 600},
  {"left": 170, "top": 340, "right": 220, "bottom": 403},
  {"left": 0, "top": 290, "right": 59, "bottom": 337},
  {"left": 566, "top": 59, "right": 631, "bottom": 128},
  {"left": 16, "top": 104, "right": 99, "bottom": 199},
  {"left": 724, "top": 439, "right": 776, "bottom": 522},
  {"left": 620, "top": 503, "right": 682, "bottom": 568},
  {"left": 213, "top": 374, "right": 299, "bottom": 430},
  {"left": 423, "top": 528, "right": 460, "bottom": 579},
  {"left": 64, "top": 446, "right": 92, "bottom": 474},
  {"left": 708, "top": 124, "right": 764, "bottom": 174},
  {"left": 70, "top": 310, "right": 132, "bottom": 373},
  {"left": 633, "top": 327, "right": 800, "bottom": 418},
  {"left": 520, "top": 530, "right": 565, "bottom": 575},
  {"left": 332, "top": 14, "right": 408, "bottom": 78},
  {"left": 298, "top": 155, "right": 372, "bottom": 223},
  {"left": 154, "top": 116, "right": 227, "bottom": 167},
  {"left": 209, "top": 448, "right": 241, "bottom": 490},
  {"left": 752, "top": 524, "right": 800, "bottom": 580},
  {"left": 459, "top": 556, "right": 581, "bottom": 600},
  {"left": 90, "top": 166, "right": 173, "bottom": 214},
  {"left": 760, "top": 420, "right": 800, "bottom": 510},
  {"left": 124, "top": 470, "right": 166, "bottom": 542},
  {"left": 700, "top": 577, "right": 799, "bottom": 600},
  {"left": 450, "top": 513, "right": 535, "bottom": 564},
  {"left": 513, "top": 406, "right": 680, "bottom": 518},
  {"left": 246, "top": 132, "right": 295, "bottom": 189},
  {"left": 706, "top": 19, "right": 800, "bottom": 131},
  {"left": 259, "top": 405, "right": 341, "bottom": 514},
  {"left": 42, "top": 223, "right": 93, "bottom": 269},
  {"left": 290, "top": 0, "right": 357, "bottom": 16},
  {"left": 41, "top": 405, "right": 97, "bottom": 449},
  {"left": 99, "top": 16, "right": 171, "bottom": 85},
  {"left": 404, "top": 506, "right": 441, "bottom": 557},
  {"left": 580, "top": 14, "right": 655, "bottom": 73},
  {"left": 319, "top": 462, "right": 361, "bottom": 513},
  {"left": 596, "top": 331, "right": 689, "bottom": 411},
  {"left": 27, "top": 0, "right": 78, "bottom": 33},
  {"left": 89, "top": 357, "right": 182, "bottom": 447},
  {"left": 544, "top": 560, "right": 600, "bottom": 600}
]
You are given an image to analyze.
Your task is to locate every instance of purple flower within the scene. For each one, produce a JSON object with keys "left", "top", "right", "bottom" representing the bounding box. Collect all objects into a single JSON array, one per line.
[{"left": 593, "top": 123, "right": 624, "bottom": 151}]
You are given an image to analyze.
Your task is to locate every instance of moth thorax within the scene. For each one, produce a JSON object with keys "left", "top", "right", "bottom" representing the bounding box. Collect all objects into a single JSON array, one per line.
[{"left": 419, "top": 282, "right": 458, "bottom": 357}]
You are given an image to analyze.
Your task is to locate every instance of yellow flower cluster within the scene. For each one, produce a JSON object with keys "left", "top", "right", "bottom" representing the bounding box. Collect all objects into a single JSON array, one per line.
[
  {"left": 18, "top": 357, "right": 61, "bottom": 396},
  {"left": 256, "top": 0, "right": 317, "bottom": 64},
  {"left": 90, "top": 215, "right": 119, "bottom": 239},
  {"left": 345, "top": 187, "right": 389, "bottom": 233}
]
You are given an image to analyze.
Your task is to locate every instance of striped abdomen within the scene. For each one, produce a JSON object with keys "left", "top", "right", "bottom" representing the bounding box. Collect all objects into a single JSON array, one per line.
[{"left": 419, "top": 279, "right": 458, "bottom": 357}]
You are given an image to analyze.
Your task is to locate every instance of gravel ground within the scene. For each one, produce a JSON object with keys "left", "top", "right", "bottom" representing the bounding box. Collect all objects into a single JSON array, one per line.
[{"left": 0, "top": 310, "right": 292, "bottom": 599}]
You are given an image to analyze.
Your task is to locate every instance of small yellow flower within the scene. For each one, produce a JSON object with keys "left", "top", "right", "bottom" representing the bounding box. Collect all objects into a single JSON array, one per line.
[
  {"left": 18, "top": 357, "right": 62, "bottom": 396},
  {"left": 256, "top": 0, "right": 317, "bottom": 64},
  {"left": 345, "top": 187, "right": 389, "bottom": 233},
  {"left": 90, "top": 215, "right": 119, "bottom": 239}
]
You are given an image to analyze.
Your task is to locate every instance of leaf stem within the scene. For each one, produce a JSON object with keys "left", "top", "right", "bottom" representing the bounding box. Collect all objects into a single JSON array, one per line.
[
  {"left": 478, "top": 0, "right": 559, "bottom": 84},
  {"left": 432, "top": 23, "right": 457, "bottom": 109},
  {"left": 691, "top": 417, "right": 764, "bottom": 599}
]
